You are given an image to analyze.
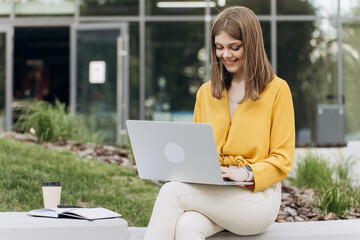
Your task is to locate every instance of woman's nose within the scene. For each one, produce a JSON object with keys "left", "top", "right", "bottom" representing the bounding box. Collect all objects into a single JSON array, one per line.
[{"left": 223, "top": 49, "right": 232, "bottom": 59}]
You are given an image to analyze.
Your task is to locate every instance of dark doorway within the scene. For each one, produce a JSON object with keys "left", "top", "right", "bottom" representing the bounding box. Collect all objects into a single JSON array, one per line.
[{"left": 13, "top": 27, "right": 70, "bottom": 114}]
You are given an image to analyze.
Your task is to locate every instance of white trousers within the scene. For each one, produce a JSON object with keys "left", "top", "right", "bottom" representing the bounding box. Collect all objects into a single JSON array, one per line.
[{"left": 143, "top": 181, "right": 281, "bottom": 240}]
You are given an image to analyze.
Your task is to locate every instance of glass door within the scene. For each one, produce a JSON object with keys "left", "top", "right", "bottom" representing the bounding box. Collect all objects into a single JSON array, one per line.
[
  {"left": 70, "top": 24, "right": 129, "bottom": 145},
  {"left": 0, "top": 26, "right": 13, "bottom": 131}
]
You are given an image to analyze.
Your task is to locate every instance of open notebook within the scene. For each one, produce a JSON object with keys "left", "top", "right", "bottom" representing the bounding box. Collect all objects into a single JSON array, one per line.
[{"left": 28, "top": 207, "right": 122, "bottom": 220}]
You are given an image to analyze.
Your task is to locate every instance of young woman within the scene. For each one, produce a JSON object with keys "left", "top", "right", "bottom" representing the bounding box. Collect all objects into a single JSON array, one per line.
[{"left": 144, "top": 6, "right": 295, "bottom": 240}]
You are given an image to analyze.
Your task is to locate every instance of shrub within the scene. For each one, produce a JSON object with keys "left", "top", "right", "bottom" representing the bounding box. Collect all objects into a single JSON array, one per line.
[
  {"left": 13, "top": 100, "right": 103, "bottom": 144},
  {"left": 315, "top": 181, "right": 355, "bottom": 217},
  {"left": 333, "top": 156, "right": 355, "bottom": 184},
  {"left": 355, "top": 187, "right": 360, "bottom": 209},
  {"left": 289, "top": 152, "right": 333, "bottom": 190},
  {"left": 291, "top": 151, "right": 359, "bottom": 218}
]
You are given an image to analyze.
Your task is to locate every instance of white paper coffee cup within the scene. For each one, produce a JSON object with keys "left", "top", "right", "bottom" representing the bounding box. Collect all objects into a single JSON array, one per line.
[{"left": 42, "top": 181, "right": 61, "bottom": 209}]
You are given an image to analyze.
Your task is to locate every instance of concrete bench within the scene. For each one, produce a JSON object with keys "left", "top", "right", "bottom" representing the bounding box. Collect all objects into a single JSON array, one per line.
[
  {"left": 128, "top": 219, "right": 360, "bottom": 240},
  {"left": 2, "top": 212, "right": 358, "bottom": 240},
  {"left": 0, "top": 212, "right": 128, "bottom": 240}
]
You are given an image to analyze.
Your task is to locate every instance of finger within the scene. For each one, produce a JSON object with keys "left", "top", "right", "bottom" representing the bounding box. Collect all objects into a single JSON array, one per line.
[
  {"left": 220, "top": 167, "right": 228, "bottom": 173},
  {"left": 222, "top": 173, "right": 232, "bottom": 181}
]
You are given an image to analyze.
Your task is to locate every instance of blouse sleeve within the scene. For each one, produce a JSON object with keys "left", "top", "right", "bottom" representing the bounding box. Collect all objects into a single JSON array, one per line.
[{"left": 247, "top": 81, "right": 295, "bottom": 192}]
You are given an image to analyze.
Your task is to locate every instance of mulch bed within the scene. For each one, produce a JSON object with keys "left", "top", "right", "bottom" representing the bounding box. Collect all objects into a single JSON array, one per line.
[{"left": 1, "top": 131, "right": 359, "bottom": 222}]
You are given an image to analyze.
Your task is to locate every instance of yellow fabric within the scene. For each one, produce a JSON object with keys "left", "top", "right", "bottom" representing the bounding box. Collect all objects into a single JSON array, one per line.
[{"left": 193, "top": 76, "right": 295, "bottom": 192}]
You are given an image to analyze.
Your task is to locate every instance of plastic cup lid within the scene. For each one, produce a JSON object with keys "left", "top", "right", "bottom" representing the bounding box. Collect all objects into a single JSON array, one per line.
[{"left": 42, "top": 181, "right": 61, "bottom": 186}]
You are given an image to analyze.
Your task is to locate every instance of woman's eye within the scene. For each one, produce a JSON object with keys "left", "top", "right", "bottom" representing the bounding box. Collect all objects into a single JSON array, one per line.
[{"left": 216, "top": 46, "right": 223, "bottom": 50}]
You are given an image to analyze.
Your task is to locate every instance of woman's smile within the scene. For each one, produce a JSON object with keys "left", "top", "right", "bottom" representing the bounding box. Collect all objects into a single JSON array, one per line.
[{"left": 224, "top": 59, "right": 238, "bottom": 66}]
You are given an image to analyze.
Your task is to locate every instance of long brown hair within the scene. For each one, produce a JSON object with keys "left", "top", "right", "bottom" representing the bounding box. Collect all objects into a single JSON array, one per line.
[{"left": 210, "top": 6, "right": 274, "bottom": 102}]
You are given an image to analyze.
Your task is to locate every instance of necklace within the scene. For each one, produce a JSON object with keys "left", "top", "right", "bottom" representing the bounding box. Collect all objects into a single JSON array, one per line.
[{"left": 227, "top": 94, "right": 242, "bottom": 103}]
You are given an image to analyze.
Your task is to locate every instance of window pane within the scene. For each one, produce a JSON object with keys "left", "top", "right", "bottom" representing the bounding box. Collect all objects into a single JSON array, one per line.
[
  {"left": 0, "top": 33, "right": 5, "bottom": 131},
  {"left": 0, "top": 0, "right": 11, "bottom": 16},
  {"left": 147, "top": 0, "right": 205, "bottom": 15},
  {"left": 145, "top": 22, "right": 205, "bottom": 122},
  {"left": 15, "top": 0, "right": 74, "bottom": 16},
  {"left": 80, "top": 0, "right": 138, "bottom": 16},
  {"left": 277, "top": 20, "right": 338, "bottom": 146},
  {"left": 277, "top": 0, "right": 337, "bottom": 16},
  {"left": 261, "top": 21, "right": 271, "bottom": 62},
  {"left": 343, "top": 21, "right": 360, "bottom": 141},
  {"left": 211, "top": 0, "right": 270, "bottom": 15},
  {"left": 129, "top": 23, "right": 140, "bottom": 120},
  {"left": 76, "top": 29, "right": 119, "bottom": 143},
  {"left": 13, "top": 27, "right": 70, "bottom": 126},
  {"left": 341, "top": 0, "right": 360, "bottom": 16}
]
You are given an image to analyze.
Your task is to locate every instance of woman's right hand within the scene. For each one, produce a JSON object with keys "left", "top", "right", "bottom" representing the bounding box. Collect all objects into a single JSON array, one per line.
[{"left": 221, "top": 166, "right": 249, "bottom": 182}]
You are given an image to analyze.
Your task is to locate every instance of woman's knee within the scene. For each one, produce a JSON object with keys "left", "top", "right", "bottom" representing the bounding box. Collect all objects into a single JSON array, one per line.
[
  {"left": 159, "top": 181, "right": 191, "bottom": 197},
  {"left": 175, "top": 211, "right": 207, "bottom": 239},
  {"left": 161, "top": 181, "right": 183, "bottom": 191}
]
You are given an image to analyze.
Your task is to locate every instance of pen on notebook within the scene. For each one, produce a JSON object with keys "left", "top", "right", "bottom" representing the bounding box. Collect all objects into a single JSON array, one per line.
[{"left": 57, "top": 205, "right": 83, "bottom": 208}]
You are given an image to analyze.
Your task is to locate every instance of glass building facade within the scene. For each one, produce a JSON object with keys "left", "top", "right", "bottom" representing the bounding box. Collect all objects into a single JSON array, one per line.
[{"left": 0, "top": 0, "right": 360, "bottom": 145}]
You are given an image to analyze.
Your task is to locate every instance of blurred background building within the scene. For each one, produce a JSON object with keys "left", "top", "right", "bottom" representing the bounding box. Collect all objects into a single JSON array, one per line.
[{"left": 0, "top": 0, "right": 359, "bottom": 145}]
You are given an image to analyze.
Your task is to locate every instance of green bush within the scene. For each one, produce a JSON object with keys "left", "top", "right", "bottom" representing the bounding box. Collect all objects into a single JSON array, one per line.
[
  {"left": 315, "top": 181, "right": 355, "bottom": 217},
  {"left": 355, "top": 187, "right": 360, "bottom": 209},
  {"left": 290, "top": 151, "right": 359, "bottom": 218},
  {"left": 289, "top": 152, "right": 333, "bottom": 190},
  {"left": 333, "top": 157, "right": 355, "bottom": 185},
  {"left": 13, "top": 100, "right": 103, "bottom": 144}
]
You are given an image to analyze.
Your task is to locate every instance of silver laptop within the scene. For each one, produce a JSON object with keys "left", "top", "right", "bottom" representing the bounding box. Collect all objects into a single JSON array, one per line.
[{"left": 126, "top": 120, "right": 253, "bottom": 186}]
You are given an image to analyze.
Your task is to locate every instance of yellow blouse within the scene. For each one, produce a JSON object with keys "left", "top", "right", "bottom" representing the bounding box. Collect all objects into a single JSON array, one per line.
[{"left": 193, "top": 76, "right": 295, "bottom": 192}]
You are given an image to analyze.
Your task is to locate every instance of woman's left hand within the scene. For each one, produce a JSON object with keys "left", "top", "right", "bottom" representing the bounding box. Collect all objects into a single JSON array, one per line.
[{"left": 221, "top": 166, "right": 249, "bottom": 182}]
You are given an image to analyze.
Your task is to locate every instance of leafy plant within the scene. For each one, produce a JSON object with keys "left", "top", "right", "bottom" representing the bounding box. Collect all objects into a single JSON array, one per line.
[
  {"left": 315, "top": 181, "right": 355, "bottom": 217},
  {"left": 354, "top": 187, "right": 360, "bottom": 209},
  {"left": 289, "top": 152, "right": 333, "bottom": 190},
  {"left": 333, "top": 156, "right": 355, "bottom": 184},
  {"left": 13, "top": 100, "right": 103, "bottom": 144},
  {"left": 291, "top": 151, "right": 359, "bottom": 218}
]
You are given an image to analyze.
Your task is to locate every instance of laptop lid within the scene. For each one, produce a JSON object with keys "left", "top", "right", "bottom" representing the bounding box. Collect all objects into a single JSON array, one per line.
[{"left": 126, "top": 120, "right": 252, "bottom": 186}]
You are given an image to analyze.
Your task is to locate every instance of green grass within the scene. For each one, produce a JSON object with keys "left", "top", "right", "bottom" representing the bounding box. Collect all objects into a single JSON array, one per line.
[
  {"left": 333, "top": 156, "right": 355, "bottom": 185},
  {"left": 289, "top": 151, "right": 333, "bottom": 190},
  {"left": 290, "top": 151, "right": 359, "bottom": 218},
  {"left": 315, "top": 181, "right": 355, "bottom": 217},
  {"left": 0, "top": 138, "right": 159, "bottom": 226}
]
